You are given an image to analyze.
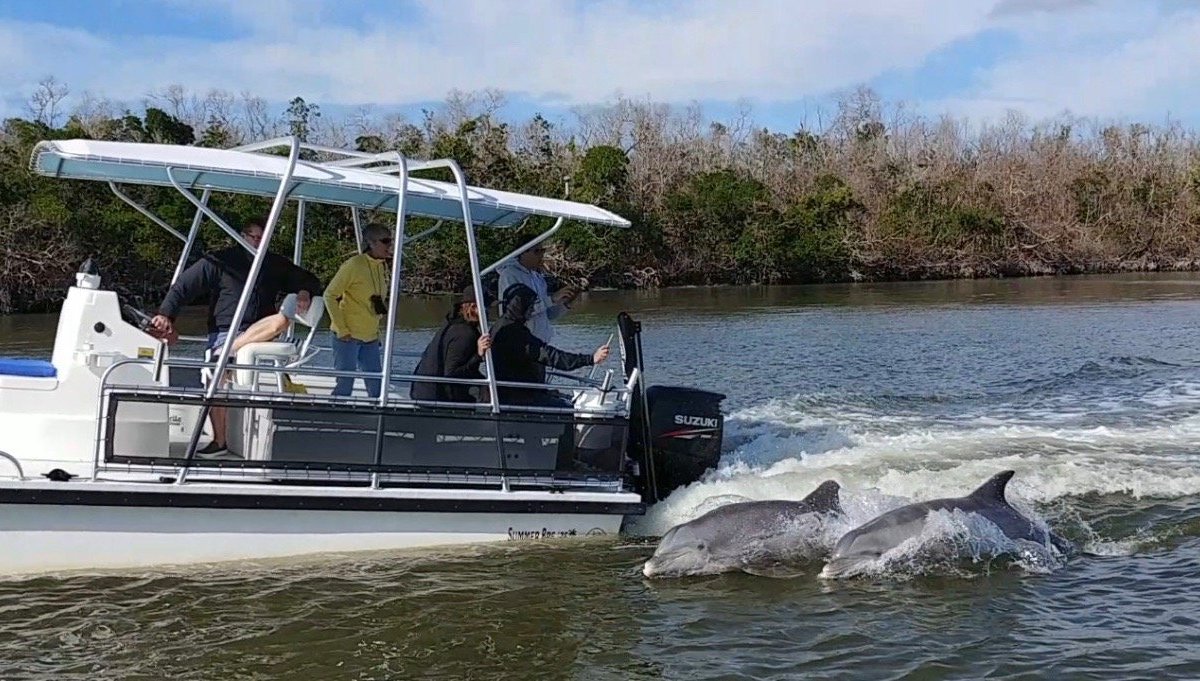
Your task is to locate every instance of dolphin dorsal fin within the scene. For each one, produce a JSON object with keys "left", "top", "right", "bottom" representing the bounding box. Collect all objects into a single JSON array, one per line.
[
  {"left": 968, "top": 470, "right": 1016, "bottom": 503},
  {"left": 802, "top": 480, "right": 841, "bottom": 513}
]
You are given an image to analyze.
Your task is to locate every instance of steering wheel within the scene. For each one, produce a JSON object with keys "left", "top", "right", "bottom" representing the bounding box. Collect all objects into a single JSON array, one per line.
[
  {"left": 118, "top": 295, "right": 175, "bottom": 341},
  {"left": 120, "top": 301, "right": 155, "bottom": 331}
]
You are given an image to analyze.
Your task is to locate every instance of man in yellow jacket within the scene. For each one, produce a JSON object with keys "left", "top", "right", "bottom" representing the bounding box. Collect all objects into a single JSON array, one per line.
[{"left": 323, "top": 224, "right": 394, "bottom": 397}]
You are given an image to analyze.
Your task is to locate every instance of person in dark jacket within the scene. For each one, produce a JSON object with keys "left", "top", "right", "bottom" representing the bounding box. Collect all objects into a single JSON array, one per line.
[
  {"left": 489, "top": 283, "right": 609, "bottom": 407},
  {"left": 411, "top": 285, "right": 494, "bottom": 403},
  {"left": 148, "top": 218, "right": 323, "bottom": 456}
]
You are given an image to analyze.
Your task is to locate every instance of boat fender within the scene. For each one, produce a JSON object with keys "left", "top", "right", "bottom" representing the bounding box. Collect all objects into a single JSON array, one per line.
[{"left": 42, "top": 468, "right": 76, "bottom": 482}]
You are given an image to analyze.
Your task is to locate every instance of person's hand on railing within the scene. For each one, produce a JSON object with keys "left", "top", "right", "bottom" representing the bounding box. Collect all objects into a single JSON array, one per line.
[
  {"left": 148, "top": 314, "right": 179, "bottom": 345},
  {"left": 477, "top": 333, "right": 492, "bottom": 357},
  {"left": 593, "top": 344, "right": 610, "bottom": 365}
]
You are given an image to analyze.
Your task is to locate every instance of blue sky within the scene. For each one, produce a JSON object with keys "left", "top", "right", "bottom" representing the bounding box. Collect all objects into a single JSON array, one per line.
[{"left": 2, "top": 0, "right": 1198, "bottom": 133}]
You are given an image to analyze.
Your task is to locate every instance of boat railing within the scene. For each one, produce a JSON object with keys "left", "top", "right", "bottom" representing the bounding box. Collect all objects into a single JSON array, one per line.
[
  {"left": 108, "top": 354, "right": 636, "bottom": 409},
  {"left": 0, "top": 451, "right": 26, "bottom": 481},
  {"left": 94, "top": 357, "right": 638, "bottom": 491},
  {"left": 160, "top": 344, "right": 624, "bottom": 395}
]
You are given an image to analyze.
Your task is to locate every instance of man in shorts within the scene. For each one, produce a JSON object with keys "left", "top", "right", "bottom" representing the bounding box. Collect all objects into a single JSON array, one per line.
[{"left": 150, "top": 218, "right": 322, "bottom": 456}]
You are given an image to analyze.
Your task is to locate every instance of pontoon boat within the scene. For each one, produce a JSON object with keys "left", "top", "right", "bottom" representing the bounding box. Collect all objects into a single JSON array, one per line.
[{"left": 0, "top": 137, "right": 725, "bottom": 576}]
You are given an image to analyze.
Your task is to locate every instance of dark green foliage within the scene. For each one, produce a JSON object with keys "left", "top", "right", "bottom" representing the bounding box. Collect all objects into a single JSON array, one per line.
[
  {"left": 881, "top": 181, "right": 1006, "bottom": 248},
  {"left": 3, "top": 90, "right": 1197, "bottom": 313},
  {"left": 144, "top": 108, "right": 195, "bottom": 145},
  {"left": 574, "top": 145, "right": 628, "bottom": 204},
  {"left": 660, "top": 169, "right": 771, "bottom": 283},
  {"left": 355, "top": 135, "right": 387, "bottom": 154}
]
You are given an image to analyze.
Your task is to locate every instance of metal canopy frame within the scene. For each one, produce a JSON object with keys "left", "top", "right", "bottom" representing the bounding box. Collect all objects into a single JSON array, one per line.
[
  {"left": 32, "top": 136, "right": 634, "bottom": 489},
  {"left": 86, "top": 138, "right": 589, "bottom": 288}
]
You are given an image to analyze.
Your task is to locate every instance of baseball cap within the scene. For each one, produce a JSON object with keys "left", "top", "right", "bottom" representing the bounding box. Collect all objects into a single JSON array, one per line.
[{"left": 459, "top": 284, "right": 496, "bottom": 306}]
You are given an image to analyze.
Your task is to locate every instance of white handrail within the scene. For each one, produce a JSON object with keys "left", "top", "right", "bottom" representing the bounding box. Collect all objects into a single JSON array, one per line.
[
  {"left": 166, "top": 168, "right": 257, "bottom": 255},
  {"left": 377, "top": 154, "right": 409, "bottom": 409},
  {"left": 293, "top": 199, "right": 306, "bottom": 265},
  {"left": 108, "top": 182, "right": 188, "bottom": 242},
  {"left": 447, "top": 160, "right": 499, "bottom": 415},
  {"left": 480, "top": 217, "right": 565, "bottom": 277},
  {"left": 351, "top": 207, "right": 365, "bottom": 252},
  {"left": 172, "top": 188, "right": 211, "bottom": 286},
  {"left": 0, "top": 451, "right": 25, "bottom": 481}
]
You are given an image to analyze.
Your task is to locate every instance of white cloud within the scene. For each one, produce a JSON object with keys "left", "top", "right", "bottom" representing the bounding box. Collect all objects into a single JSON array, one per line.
[
  {"left": 988, "top": 0, "right": 1096, "bottom": 18},
  {"left": 931, "top": 1, "right": 1200, "bottom": 123},
  {"left": 0, "top": 0, "right": 994, "bottom": 114},
  {"left": 0, "top": 0, "right": 1196, "bottom": 126}
]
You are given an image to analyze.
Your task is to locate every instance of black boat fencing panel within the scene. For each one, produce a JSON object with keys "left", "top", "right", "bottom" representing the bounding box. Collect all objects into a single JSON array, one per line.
[{"left": 102, "top": 390, "right": 630, "bottom": 484}]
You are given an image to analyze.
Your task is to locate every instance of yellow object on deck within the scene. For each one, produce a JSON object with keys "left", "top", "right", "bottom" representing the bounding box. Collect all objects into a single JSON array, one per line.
[{"left": 282, "top": 374, "right": 308, "bottom": 394}]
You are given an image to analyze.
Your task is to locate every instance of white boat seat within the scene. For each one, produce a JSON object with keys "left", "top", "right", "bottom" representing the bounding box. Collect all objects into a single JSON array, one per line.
[
  {"left": 279, "top": 293, "right": 325, "bottom": 361},
  {"left": 201, "top": 293, "right": 326, "bottom": 390},
  {"left": 234, "top": 342, "right": 297, "bottom": 389}
]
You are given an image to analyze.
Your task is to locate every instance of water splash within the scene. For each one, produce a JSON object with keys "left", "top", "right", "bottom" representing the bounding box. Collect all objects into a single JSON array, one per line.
[
  {"left": 818, "top": 509, "right": 1069, "bottom": 581},
  {"left": 637, "top": 359, "right": 1200, "bottom": 581}
]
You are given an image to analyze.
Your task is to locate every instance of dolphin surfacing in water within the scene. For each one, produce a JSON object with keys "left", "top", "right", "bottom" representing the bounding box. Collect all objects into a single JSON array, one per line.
[
  {"left": 820, "top": 470, "right": 1069, "bottom": 579},
  {"left": 641, "top": 480, "right": 843, "bottom": 578}
]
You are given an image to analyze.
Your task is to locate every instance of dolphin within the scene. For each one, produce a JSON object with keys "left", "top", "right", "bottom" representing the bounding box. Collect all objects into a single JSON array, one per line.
[
  {"left": 641, "top": 480, "right": 843, "bottom": 578},
  {"left": 820, "top": 470, "right": 1071, "bottom": 579}
]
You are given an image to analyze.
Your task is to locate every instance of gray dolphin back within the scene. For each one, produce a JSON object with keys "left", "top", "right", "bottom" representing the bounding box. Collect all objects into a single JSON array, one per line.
[
  {"left": 800, "top": 480, "right": 842, "bottom": 514},
  {"left": 967, "top": 470, "right": 1016, "bottom": 505},
  {"left": 823, "top": 469, "right": 1071, "bottom": 578}
]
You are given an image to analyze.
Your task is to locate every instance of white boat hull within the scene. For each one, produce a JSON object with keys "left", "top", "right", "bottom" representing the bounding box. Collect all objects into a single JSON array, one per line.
[{"left": 0, "top": 482, "right": 636, "bottom": 577}]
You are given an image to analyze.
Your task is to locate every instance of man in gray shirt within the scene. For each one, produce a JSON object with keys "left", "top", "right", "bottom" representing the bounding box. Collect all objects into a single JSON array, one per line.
[{"left": 496, "top": 241, "right": 577, "bottom": 343}]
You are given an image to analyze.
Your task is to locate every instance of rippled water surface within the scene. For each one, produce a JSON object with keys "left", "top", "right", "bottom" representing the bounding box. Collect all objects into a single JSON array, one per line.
[{"left": 4, "top": 274, "right": 1200, "bottom": 679}]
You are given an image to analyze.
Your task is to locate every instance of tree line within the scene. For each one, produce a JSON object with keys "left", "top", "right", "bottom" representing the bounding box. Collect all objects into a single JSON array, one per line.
[{"left": 2, "top": 78, "right": 1199, "bottom": 314}]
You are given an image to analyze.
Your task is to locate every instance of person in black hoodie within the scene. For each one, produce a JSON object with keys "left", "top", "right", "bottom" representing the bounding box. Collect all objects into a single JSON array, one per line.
[
  {"left": 150, "top": 219, "right": 323, "bottom": 349},
  {"left": 148, "top": 218, "right": 323, "bottom": 456},
  {"left": 489, "top": 283, "right": 609, "bottom": 407},
  {"left": 411, "top": 285, "right": 494, "bottom": 403}
]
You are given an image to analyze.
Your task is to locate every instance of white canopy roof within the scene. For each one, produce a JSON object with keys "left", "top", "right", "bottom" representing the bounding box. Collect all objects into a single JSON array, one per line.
[{"left": 30, "top": 139, "right": 631, "bottom": 228}]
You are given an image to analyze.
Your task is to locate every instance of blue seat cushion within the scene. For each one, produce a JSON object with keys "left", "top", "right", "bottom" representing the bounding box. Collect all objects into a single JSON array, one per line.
[{"left": 0, "top": 358, "right": 57, "bottom": 378}]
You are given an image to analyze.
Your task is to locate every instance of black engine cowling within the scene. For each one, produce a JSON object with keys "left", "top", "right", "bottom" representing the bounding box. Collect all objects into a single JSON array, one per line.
[
  {"left": 618, "top": 312, "right": 726, "bottom": 503},
  {"left": 644, "top": 385, "right": 725, "bottom": 500}
]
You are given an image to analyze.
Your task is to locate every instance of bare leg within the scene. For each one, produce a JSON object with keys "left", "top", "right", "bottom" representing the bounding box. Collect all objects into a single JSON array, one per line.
[
  {"left": 204, "top": 368, "right": 233, "bottom": 449},
  {"left": 200, "top": 314, "right": 289, "bottom": 455},
  {"left": 231, "top": 314, "right": 290, "bottom": 353},
  {"left": 204, "top": 314, "right": 286, "bottom": 453},
  {"left": 209, "top": 405, "right": 228, "bottom": 447}
]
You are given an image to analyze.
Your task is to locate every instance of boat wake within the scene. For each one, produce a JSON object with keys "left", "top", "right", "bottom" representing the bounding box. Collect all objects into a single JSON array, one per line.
[{"left": 632, "top": 356, "right": 1200, "bottom": 578}]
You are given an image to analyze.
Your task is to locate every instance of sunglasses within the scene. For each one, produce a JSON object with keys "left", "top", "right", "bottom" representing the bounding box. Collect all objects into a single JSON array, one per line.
[{"left": 376, "top": 237, "right": 393, "bottom": 245}]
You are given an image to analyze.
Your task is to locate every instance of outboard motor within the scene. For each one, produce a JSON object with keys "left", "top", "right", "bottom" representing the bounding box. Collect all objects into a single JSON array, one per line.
[
  {"left": 618, "top": 313, "right": 726, "bottom": 503},
  {"left": 644, "top": 385, "right": 725, "bottom": 499}
]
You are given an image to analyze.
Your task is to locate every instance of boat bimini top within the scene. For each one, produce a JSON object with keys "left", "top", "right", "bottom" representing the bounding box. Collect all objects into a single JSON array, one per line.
[{"left": 30, "top": 138, "right": 630, "bottom": 228}]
